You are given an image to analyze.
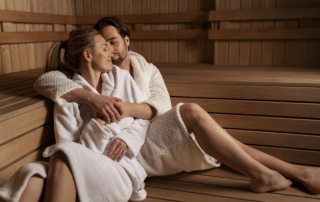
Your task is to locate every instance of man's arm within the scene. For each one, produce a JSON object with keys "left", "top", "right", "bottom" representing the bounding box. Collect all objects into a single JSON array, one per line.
[
  {"left": 34, "top": 70, "right": 123, "bottom": 123},
  {"left": 120, "top": 102, "right": 156, "bottom": 120}
]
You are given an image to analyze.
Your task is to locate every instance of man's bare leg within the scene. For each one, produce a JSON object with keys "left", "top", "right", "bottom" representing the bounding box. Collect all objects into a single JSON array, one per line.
[
  {"left": 19, "top": 175, "right": 45, "bottom": 202},
  {"left": 180, "top": 103, "right": 292, "bottom": 193},
  {"left": 43, "top": 151, "right": 77, "bottom": 202}
]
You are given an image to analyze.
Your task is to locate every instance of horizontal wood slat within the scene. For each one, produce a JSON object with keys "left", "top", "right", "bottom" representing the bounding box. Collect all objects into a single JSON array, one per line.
[
  {"left": 208, "top": 28, "right": 320, "bottom": 40},
  {"left": 0, "top": 32, "right": 69, "bottom": 44},
  {"left": 0, "top": 9, "right": 76, "bottom": 24},
  {"left": 209, "top": 8, "right": 320, "bottom": 21},
  {"left": 0, "top": 123, "right": 54, "bottom": 169},
  {"left": 131, "top": 30, "right": 208, "bottom": 40},
  {"left": 253, "top": 146, "right": 320, "bottom": 166},
  {"left": 75, "top": 12, "right": 208, "bottom": 25},
  {"left": 211, "top": 113, "right": 320, "bottom": 135},
  {"left": 0, "top": 146, "right": 49, "bottom": 187},
  {"left": 167, "top": 84, "right": 320, "bottom": 103},
  {"left": 171, "top": 97, "right": 320, "bottom": 119},
  {"left": 227, "top": 129, "right": 320, "bottom": 151},
  {"left": 0, "top": 105, "right": 53, "bottom": 145}
]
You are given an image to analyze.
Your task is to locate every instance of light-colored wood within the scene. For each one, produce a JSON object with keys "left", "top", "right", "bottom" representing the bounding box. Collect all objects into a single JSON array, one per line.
[
  {"left": 168, "top": 0, "right": 178, "bottom": 62},
  {"left": 75, "top": 12, "right": 208, "bottom": 24},
  {"left": 0, "top": 105, "right": 53, "bottom": 145},
  {"left": 0, "top": 91, "right": 39, "bottom": 109},
  {"left": 75, "top": 0, "right": 83, "bottom": 16},
  {"left": 142, "top": 0, "right": 151, "bottom": 62},
  {"left": 228, "top": 0, "right": 240, "bottom": 66},
  {"left": 166, "top": 83, "right": 320, "bottom": 103},
  {"left": 249, "top": 0, "right": 263, "bottom": 66},
  {"left": 146, "top": 177, "right": 320, "bottom": 202},
  {"left": 0, "top": 146, "right": 49, "bottom": 187},
  {"left": 150, "top": 0, "right": 160, "bottom": 62},
  {"left": 0, "top": 45, "right": 13, "bottom": 74},
  {"left": 145, "top": 186, "right": 244, "bottom": 202},
  {"left": 210, "top": 113, "right": 320, "bottom": 135},
  {"left": 208, "top": 7, "right": 320, "bottom": 21},
  {"left": 171, "top": 97, "right": 320, "bottom": 119},
  {"left": 238, "top": 0, "right": 252, "bottom": 66},
  {"left": 226, "top": 129, "right": 320, "bottom": 151},
  {"left": 0, "top": 123, "right": 54, "bottom": 169},
  {"left": 208, "top": 28, "right": 320, "bottom": 40},
  {"left": 0, "top": 32, "right": 69, "bottom": 44}
]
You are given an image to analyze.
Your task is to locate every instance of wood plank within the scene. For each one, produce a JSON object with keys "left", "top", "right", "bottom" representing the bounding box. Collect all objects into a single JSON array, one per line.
[
  {"left": 0, "top": 123, "right": 54, "bottom": 169},
  {"left": 166, "top": 84, "right": 320, "bottom": 103},
  {"left": 0, "top": 32, "right": 69, "bottom": 44},
  {"left": 147, "top": 177, "right": 320, "bottom": 202},
  {"left": 0, "top": 96, "right": 51, "bottom": 123},
  {"left": 168, "top": 0, "right": 178, "bottom": 63},
  {"left": 145, "top": 186, "right": 248, "bottom": 202},
  {"left": 186, "top": 0, "right": 196, "bottom": 63},
  {"left": 131, "top": 30, "right": 208, "bottom": 40},
  {"left": 171, "top": 97, "right": 320, "bottom": 119},
  {"left": 0, "top": 91, "right": 39, "bottom": 109},
  {"left": 261, "top": 0, "right": 275, "bottom": 67},
  {"left": 0, "top": 87, "right": 35, "bottom": 102},
  {"left": 0, "top": 104, "right": 53, "bottom": 145},
  {"left": 253, "top": 145, "right": 320, "bottom": 166},
  {"left": 211, "top": 113, "right": 320, "bottom": 135},
  {"left": 208, "top": 7, "right": 320, "bottom": 21},
  {"left": 75, "top": 12, "right": 208, "bottom": 24},
  {"left": 99, "top": 0, "right": 107, "bottom": 15},
  {"left": 132, "top": 0, "right": 142, "bottom": 55},
  {"left": 216, "top": 0, "right": 229, "bottom": 66},
  {"left": 159, "top": 0, "right": 169, "bottom": 63},
  {"left": 226, "top": 129, "right": 320, "bottom": 151},
  {"left": 0, "top": 45, "right": 12, "bottom": 74},
  {"left": 162, "top": 172, "right": 320, "bottom": 200},
  {"left": 141, "top": 0, "right": 151, "bottom": 62},
  {"left": 208, "top": 28, "right": 320, "bottom": 40},
  {"left": 107, "top": 0, "right": 115, "bottom": 15},
  {"left": 0, "top": 9, "right": 76, "bottom": 24},
  {"left": 249, "top": 0, "right": 263, "bottom": 66},
  {"left": 0, "top": 145, "right": 50, "bottom": 187},
  {"left": 228, "top": 0, "right": 240, "bottom": 66},
  {"left": 150, "top": 0, "right": 160, "bottom": 62},
  {"left": 238, "top": 0, "right": 252, "bottom": 66}
]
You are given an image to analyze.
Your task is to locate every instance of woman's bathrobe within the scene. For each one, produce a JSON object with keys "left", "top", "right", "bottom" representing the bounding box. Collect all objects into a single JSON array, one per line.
[
  {"left": 33, "top": 51, "right": 221, "bottom": 177},
  {"left": 0, "top": 66, "right": 149, "bottom": 202}
]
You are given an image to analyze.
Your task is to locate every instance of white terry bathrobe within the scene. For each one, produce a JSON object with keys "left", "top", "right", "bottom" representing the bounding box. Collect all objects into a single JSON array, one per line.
[{"left": 0, "top": 66, "right": 149, "bottom": 202}]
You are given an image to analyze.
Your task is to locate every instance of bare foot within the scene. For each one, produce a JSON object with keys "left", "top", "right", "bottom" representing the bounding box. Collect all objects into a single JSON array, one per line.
[
  {"left": 300, "top": 167, "right": 320, "bottom": 195},
  {"left": 250, "top": 170, "right": 292, "bottom": 193}
]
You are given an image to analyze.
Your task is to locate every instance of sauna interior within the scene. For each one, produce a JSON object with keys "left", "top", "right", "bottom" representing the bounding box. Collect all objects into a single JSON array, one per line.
[{"left": 1, "top": 0, "right": 320, "bottom": 201}]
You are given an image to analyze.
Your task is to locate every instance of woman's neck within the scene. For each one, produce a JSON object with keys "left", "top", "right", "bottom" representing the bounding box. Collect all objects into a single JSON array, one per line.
[{"left": 80, "top": 66, "right": 103, "bottom": 94}]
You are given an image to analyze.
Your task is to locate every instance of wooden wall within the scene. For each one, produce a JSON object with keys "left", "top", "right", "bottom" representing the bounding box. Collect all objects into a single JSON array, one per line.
[
  {"left": 214, "top": 0, "right": 320, "bottom": 67},
  {"left": 0, "top": 0, "right": 76, "bottom": 74}
]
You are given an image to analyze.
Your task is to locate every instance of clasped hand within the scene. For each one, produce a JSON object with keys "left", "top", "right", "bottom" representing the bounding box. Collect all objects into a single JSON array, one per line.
[{"left": 95, "top": 116, "right": 128, "bottom": 162}]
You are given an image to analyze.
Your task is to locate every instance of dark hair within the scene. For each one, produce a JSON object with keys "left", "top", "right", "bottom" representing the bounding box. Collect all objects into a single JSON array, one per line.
[
  {"left": 94, "top": 16, "right": 130, "bottom": 39},
  {"left": 45, "top": 28, "right": 100, "bottom": 77}
]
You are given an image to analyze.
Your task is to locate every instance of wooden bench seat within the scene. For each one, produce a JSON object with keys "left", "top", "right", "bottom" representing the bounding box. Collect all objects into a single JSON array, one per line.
[{"left": 0, "top": 64, "right": 320, "bottom": 201}]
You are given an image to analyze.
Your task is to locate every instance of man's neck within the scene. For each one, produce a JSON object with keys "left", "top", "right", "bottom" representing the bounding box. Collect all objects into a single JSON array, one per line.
[{"left": 117, "top": 53, "right": 134, "bottom": 77}]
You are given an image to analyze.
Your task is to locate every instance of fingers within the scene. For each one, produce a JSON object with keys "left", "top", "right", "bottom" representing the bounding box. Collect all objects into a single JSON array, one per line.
[
  {"left": 113, "top": 97, "right": 122, "bottom": 102},
  {"left": 104, "top": 107, "right": 115, "bottom": 123},
  {"left": 110, "top": 105, "right": 121, "bottom": 121},
  {"left": 113, "top": 101, "right": 124, "bottom": 116},
  {"left": 107, "top": 140, "right": 127, "bottom": 161}
]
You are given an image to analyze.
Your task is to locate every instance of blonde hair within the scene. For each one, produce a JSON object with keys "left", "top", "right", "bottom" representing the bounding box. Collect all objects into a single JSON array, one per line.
[{"left": 45, "top": 28, "right": 100, "bottom": 77}]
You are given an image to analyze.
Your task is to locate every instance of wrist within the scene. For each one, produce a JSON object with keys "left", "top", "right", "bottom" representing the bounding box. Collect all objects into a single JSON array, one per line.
[{"left": 84, "top": 91, "right": 95, "bottom": 106}]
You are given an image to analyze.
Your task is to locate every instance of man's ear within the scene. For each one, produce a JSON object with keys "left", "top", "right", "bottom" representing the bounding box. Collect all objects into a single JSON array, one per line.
[
  {"left": 124, "top": 35, "right": 130, "bottom": 48},
  {"left": 82, "top": 49, "right": 92, "bottom": 62}
]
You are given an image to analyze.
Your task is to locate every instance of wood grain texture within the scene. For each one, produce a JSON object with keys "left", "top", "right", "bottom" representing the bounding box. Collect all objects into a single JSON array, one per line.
[
  {"left": 216, "top": 0, "right": 229, "bottom": 65},
  {"left": 0, "top": 45, "right": 12, "bottom": 74},
  {"left": 159, "top": 0, "right": 169, "bottom": 62},
  {"left": 0, "top": 32, "right": 69, "bottom": 44},
  {"left": 228, "top": 0, "right": 240, "bottom": 65},
  {"left": 142, "top": 0, "right": 151, "bottom": 62},
  {"left": 150, "top": 0, "right": 160, "bottom": 62},
  {"left": 239, "top": 0, "right": 252, "bottom": 66},
  {"left": 168, "top": 0, "right": 178, "bottom": 62},
  {"left": 178, "top": 0, "right": 188, "bottom": 63}
]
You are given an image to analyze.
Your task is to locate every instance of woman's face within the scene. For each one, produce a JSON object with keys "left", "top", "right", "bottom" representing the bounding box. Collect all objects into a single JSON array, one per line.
[{"left": 91, "top": 35, "right": 114, "bottom": 72}]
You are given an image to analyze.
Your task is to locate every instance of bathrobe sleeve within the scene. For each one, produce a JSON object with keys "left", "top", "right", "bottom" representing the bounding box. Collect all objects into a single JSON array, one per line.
[
  {"left": 143, "top": 64, "right": 172, "bottom": 120},
  {"left": 54, "top": 103, "right": 113, "bottom": 154},
  {"left": 113, "top": 119, "right": 150, "bottom": 158},
  {"left": 34, "top": 71, "right": 83, "bottom": 105}
]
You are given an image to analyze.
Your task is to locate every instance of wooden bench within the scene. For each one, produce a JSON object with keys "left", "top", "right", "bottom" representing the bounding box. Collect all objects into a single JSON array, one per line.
[
  {"left": 1, "top": 4, "right": 320, "bottom": 202},
  {"left": 1, "top": 64, "right": 320, "bottom": 202}
]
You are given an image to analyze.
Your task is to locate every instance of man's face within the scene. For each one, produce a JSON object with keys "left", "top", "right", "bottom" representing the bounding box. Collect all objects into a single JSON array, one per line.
[{"left": 99, "top": 26, "right": 130, "bottom": 66}]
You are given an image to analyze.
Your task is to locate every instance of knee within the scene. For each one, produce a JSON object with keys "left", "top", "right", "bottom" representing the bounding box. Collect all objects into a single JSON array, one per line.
[{"left": 180, "top": 103, "right": 208, "bottom": 130}]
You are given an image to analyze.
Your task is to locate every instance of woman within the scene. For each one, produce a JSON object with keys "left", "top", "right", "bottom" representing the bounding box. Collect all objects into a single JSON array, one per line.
[
  {"left": 0, "top": 28, "right": 149, "bottom": 202},
  {"left": 33, "top": 17, "right": 320, "bottom": 195}
]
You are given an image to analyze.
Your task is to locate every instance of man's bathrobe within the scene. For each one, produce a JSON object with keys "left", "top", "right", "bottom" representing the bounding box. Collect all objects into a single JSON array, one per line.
[{"left": 0, "top": 66, "right": 149, "bottom": 202}]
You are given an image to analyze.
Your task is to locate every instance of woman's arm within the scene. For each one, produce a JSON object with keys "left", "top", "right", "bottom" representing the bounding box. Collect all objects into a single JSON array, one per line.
[
  {"left": 119, "top": 102, "right": 156, "bottom": 120},
  {"left": 34, "top": 70, "right": 123, "bottom": 123}
]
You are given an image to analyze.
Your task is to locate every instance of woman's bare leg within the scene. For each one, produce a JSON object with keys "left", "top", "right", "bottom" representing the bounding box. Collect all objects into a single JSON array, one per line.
[
  {"left": 19, "top": 175, "right": 45, "bottom": 202},
  {"left": 44, "top": 151, "right": 77, "bottom": 202},
  {"left": 234, "top": 138, "right": 320, "bottom": 194},
  {"left": 180, "top": 103, "right": 292, "bottom": 193}
]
